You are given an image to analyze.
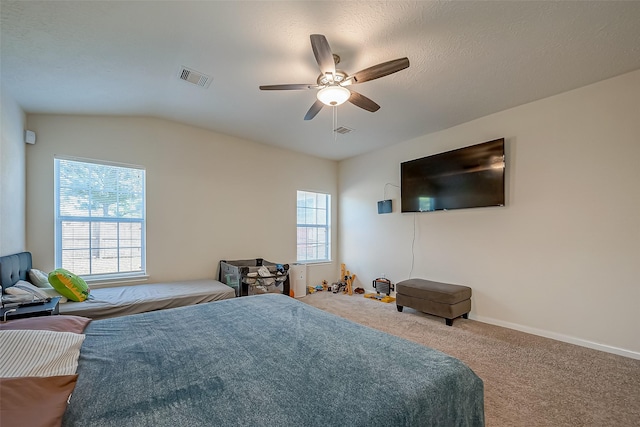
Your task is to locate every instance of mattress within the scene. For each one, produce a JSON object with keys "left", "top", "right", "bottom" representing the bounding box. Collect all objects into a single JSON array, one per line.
[
  {"left": 62, "top": 294, "right": 485, "bottom": 426},
  {"left": 58, "top": 279, "right": 235, "bottom": 319}
]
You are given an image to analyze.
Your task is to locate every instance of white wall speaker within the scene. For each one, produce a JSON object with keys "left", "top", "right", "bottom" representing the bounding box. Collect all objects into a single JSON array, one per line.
[{"left": 24, "top": 130, "right": 36, "bottom": 145}]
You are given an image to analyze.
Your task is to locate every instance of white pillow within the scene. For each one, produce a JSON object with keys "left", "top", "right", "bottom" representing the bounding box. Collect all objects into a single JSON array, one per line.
[
  {"left": 0, "top": 330, "right": 85, "bottom": 377},
  {"left": 4, "top": 286, "right": 31, "bottom": 296},
  {"left": 2, "top": 289, "right": 35, "bottom": 305},
  {"left": 4, "top": 284, "right": 68, "bottom": 303},
  {"left": 39, "top": 287, "right": 68, "bottom": 303},
  {"left": 13, "top": 280, "right": 50, "bottom": 300},
  {"left": 28, "top": 268, "right": 53, "bottom": 288}
]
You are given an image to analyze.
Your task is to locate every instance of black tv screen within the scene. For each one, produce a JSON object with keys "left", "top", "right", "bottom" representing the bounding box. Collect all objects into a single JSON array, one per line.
[{"left": 401, "top": 138, "right": 505, "bottom": 213}]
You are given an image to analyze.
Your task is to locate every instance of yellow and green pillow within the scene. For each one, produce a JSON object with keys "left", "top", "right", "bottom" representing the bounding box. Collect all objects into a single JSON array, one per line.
[{"left": 48, "top": 269, "right": 90, "bottom": 302}]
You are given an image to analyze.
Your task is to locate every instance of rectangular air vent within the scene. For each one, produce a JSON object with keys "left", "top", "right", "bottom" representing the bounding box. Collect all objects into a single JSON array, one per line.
[
  {"left": 178, "top": 66, "right": 212, "bottom": 88},
  {"left": 334, "top": 126, "right": 354, "bottom": 134}
]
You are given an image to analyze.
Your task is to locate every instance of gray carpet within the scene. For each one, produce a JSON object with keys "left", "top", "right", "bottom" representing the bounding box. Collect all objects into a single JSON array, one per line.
[{"left": 300, "top": 292, "right": 640, "bottom": 427}]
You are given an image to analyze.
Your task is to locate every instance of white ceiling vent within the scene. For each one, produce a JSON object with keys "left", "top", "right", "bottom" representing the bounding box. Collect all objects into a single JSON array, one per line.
[
  {"left": 178, "top": 66, "right": 212, "bottom": 88},
  {"left": 334, "top": 126, "right": 354, "bottom": 134}
]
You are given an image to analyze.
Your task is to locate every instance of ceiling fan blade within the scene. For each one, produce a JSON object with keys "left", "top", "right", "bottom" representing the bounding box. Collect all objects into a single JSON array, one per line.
[
  {"left": 310, "top": 34, "right": 336, "bottom": 76},
  {"left": 259, "top": 84, "right": 317, "bottom": 91},
  {"left": 348, "top": 91, "right": 380, "bottom": 112},
  {"left": 304, "top": 99, "right": 324, "bottom": 120},
  {"left": 350, "top": 57, "right": 410, "bottom": 84}
]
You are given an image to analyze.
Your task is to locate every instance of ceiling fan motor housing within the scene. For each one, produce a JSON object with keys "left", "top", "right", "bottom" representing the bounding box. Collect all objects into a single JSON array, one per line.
[{"left": 317, "top": 70, "right": 348, "bottom": 86}]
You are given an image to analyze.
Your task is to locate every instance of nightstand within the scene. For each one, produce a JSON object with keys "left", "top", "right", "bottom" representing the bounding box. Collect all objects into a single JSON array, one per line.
[{"left": 1, "top": 297, "right": 61, "bottom": 321}]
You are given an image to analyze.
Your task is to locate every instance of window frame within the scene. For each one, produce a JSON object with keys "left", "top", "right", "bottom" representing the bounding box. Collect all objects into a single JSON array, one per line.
[
  {"left": 54, "top": 156, "right": 147, "bottom": 281},
  {"left": 296, "top": 190, "right": 331, "bottom": 264}
]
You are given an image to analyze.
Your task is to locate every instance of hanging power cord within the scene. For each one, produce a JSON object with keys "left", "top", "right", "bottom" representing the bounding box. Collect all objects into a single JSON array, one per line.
[
  {"left": 380, "top": 182, "right": 413, "bottom": 276},
  {"left": 409, "top": 212, "right": 416, "bottom": 279},
  {"left": 383, "top": 183, "right": 399, "bottom": 200}
]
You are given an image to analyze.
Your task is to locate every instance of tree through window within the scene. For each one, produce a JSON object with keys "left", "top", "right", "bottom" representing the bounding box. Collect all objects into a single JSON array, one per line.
[{"left": 54, "top": 157, "right": 146, "bottom": 278}]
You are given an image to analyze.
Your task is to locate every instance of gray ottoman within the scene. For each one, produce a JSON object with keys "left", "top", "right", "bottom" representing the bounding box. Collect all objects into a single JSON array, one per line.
[{"left": 396, "top": 279, "right": 472, "bottom": 326}]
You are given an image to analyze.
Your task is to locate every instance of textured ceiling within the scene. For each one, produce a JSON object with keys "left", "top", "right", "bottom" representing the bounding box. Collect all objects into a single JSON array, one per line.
[{"left": 2, "top": 1, "right": 640, "bottom": 160}]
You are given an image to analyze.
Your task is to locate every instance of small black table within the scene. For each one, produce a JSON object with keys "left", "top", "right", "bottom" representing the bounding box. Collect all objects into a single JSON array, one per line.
[{"left": 1, "top": 297, "right": 61, "bottom": 321}]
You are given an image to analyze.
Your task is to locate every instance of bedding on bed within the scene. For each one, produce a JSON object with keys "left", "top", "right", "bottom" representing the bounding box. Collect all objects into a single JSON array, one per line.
[
  {"left": 0, "top": 330, "right": 85, "bottom": 377},
  {"left": 62, "top": 294, "right": 484, "bottom": 426},
  {"left": 0, "top": 314, "right": 91, "bottom": 333},
  {"left": 0, "top": 315, "right": 91, "bottom": 427},
  {"left": 0, "top": 252, "right": 235, "bottom": 320},
  {"left": 58, "top": 279, "right": 235, "bottom": 319},
  {"left": 1, "top": 375, "right": 79, "bottom": 427}
]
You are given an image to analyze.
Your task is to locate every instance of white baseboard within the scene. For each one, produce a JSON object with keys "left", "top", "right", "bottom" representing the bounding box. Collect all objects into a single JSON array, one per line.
[{"left": 472, "top": 314, "right": 640, "bottom": 360}]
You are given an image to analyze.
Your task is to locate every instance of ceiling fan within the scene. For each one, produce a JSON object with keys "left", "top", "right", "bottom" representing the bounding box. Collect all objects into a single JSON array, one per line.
[{"left": 259, "top": 34, "right": 410, "bottom": 120}]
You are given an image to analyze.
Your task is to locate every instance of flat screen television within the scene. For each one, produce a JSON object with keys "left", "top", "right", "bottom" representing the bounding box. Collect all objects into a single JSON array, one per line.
[{"left": 401, "top": 138, "right": 505, "bottom": 213}]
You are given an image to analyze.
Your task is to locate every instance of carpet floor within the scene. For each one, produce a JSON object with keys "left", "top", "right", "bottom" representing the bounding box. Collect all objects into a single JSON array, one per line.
[{"left": 299, "top": 292, "right": 640, "bottom": 427}]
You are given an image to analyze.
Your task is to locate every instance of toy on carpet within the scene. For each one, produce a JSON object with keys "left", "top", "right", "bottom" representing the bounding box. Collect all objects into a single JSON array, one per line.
[
  {"left": 329, "top": 264, "right": 357, "bottom": 295},
  {"left": 340, "top": 263, "right": 356, "bottom": 295},
  {"left": 307, "top": 280, "right": 330, "bottom": 294},
  {"left": 331, "top": 282, "right": 346, "bottom": 293},
  {"left": 364, "top": 277, "right": 396, "bottom": 303}
]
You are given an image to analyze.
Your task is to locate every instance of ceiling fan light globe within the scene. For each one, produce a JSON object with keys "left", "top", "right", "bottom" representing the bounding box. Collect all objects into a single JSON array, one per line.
[{"left": 317, "top": 86, "right": 350, "bottom": 106}]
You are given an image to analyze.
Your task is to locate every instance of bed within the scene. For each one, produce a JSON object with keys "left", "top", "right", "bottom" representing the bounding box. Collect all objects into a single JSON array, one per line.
[
  {"left": 1, "top": 251, "right": 485, "bottom": 425},
  {"left": 0, "top": 252, "right": 235, "bottom": 319},
  {"left": 2, "top": 293, "right": 484, "bottom": 426},
  {"left": 57, "top": 280, "right": 235, "bottom": 319}
]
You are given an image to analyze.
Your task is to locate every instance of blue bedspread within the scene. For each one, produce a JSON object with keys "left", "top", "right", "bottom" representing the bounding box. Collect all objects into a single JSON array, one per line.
[{"left": 63, "top": 294, "right": 484, "bottom": 426}]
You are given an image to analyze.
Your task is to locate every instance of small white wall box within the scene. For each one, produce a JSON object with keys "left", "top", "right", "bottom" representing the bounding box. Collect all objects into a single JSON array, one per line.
[
  {"left": 24, "top": 130, "right": 36, "bottom": 144},
  {"left": 377, "top": 199, "right": 392, "bottom": 214}
]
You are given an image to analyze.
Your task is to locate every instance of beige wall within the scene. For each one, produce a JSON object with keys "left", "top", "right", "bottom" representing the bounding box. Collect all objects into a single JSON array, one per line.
[
  {"left": 0, "top": 87, "right": 27, "bottom": 256},
  {"left": 338, "top": 70, "right": 640, "bottom": 358},
  {"left": 25, "top": 115, "right": 338, "bottom": 287},
  {"left": 13, "top": 70, "right": 640, "bottom": 358}
]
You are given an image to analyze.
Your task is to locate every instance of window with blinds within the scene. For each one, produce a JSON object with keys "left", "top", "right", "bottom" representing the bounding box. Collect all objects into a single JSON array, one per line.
[
  {"left": 296, "top": 190, "right": 331, "bottom": 263},
  {"left": 54, "top": 157, "right": 146, "bottom": 278}
]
